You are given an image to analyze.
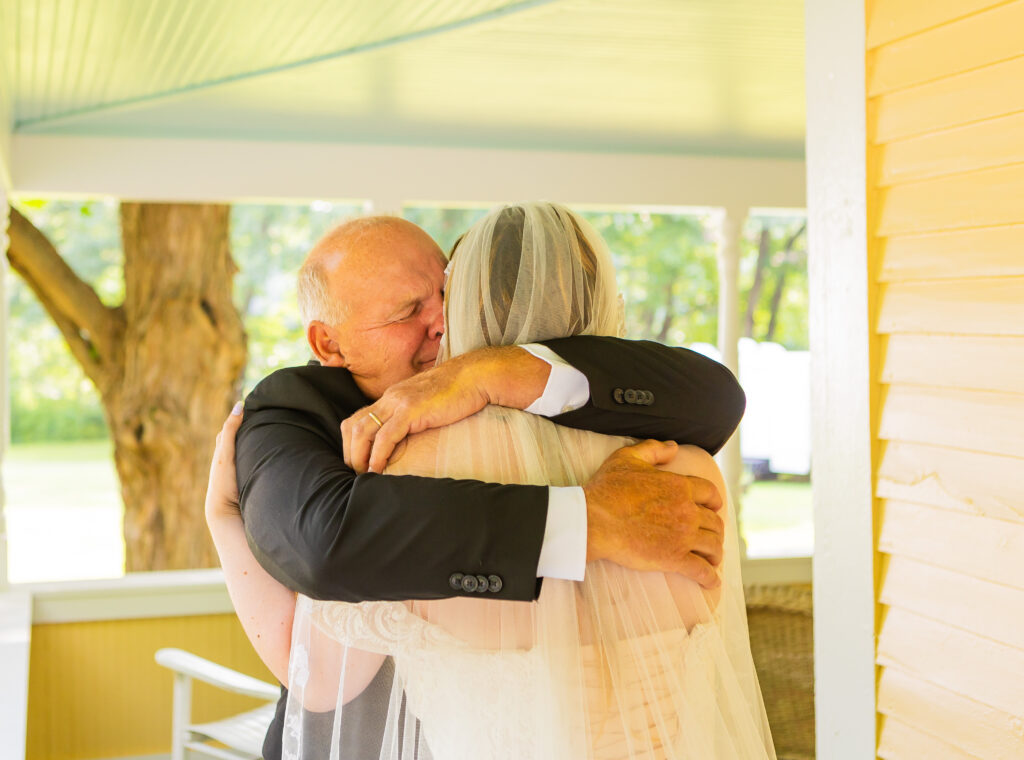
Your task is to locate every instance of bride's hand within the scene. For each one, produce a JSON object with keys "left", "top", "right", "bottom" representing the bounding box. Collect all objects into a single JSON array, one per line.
[{"left": 205, "top": 402, "right": 244, "bottom": 524}]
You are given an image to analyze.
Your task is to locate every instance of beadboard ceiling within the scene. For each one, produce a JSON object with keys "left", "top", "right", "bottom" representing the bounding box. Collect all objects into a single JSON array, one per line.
[{"left": 1, "top": 0, "right": 805, "bottom": 157}]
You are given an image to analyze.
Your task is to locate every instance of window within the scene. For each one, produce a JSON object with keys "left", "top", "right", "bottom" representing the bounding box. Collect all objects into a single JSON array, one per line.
[
  {"left": 4, "top": 199, "right": 811, "bottom": 584},
  {"left": 4, "top": 199, "right": 363, "bottom": 583},
  {"left": 737, "top": 212, "right": 811, "bottom": 558},
  {"left": 412, "top": 203, "right": 812, "bottom": 559}
]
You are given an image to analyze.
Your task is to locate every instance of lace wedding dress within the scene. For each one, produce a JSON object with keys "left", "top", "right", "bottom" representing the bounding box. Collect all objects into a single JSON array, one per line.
[{"left": 282, "top": 203, "right": 776, "bottom": 759}]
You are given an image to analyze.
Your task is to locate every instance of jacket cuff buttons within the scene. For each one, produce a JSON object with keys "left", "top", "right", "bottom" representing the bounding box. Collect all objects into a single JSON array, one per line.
[
  {"left": 449, "top": 572, "right": 503, "bottom": 594},
  {"left": 612, "top": 388, "right": 655, "bottom": 406}
]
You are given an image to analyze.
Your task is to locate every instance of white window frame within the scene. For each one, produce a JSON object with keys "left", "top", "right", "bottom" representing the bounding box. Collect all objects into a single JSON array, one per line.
[{"left": 2, "top": 140, "right": 811, "bottom": 596}]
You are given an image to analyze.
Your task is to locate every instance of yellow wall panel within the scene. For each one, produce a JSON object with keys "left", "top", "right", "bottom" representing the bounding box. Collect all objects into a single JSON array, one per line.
[
  {"left": 878, "top": 278, "right": 1024, "bottom": 335},
  {"left": 877, "top": 606, "right": 1024, "bottom": 716},
  {"left": 878, "top": 111, "right": 1024, "bottom": 185},
  {"left": 878, "top": 499, "right": 1024, "bottom": 588},
  {"left": 26, "top": 614, "right": 276, "bottom": 760},
  {"left": 879, "top": 384, "right": 1024, "bottom": 457},
  {"left": 868, "top": 1, "right": 1024, "bottom": 96},
  {"left": 878, "top": 667, "right": 1024, "bottom": 759},
  {"left": 869, "top": 1, "right": 1024, "bottom": 756},
  {"left": 878, "top": 164, "right": 1024, "bottom": 234},
  {"left": 879, "top": 224, "right": 1024, "bottom": 281},
  {"left": 878, "top": 440, "right": 1024, "bottom": 522},
  {"left": 881, "top": 335, "right": 1024, "bottom": 393},
  {"left": 880, "top": 554, "right": 1024, "bottom": 649},
  {"left": 878, "top": 715, "right": 980, "bottom": 760},
  {"left": 872, "top": 56, "right": 1024, "bottom": 142},
  {"left": 866, "top": 0, "right": 1006, "bottom": 48}
]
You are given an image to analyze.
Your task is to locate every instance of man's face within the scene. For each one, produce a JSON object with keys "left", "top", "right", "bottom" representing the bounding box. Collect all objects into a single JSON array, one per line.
[{"left": 325, "top": 224, "right": 446, "bottom": 399}]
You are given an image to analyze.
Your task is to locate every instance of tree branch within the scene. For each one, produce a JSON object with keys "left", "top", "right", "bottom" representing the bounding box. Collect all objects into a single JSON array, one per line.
[{"left": 6, "top": 207, "right": 124, "bottom": 387}]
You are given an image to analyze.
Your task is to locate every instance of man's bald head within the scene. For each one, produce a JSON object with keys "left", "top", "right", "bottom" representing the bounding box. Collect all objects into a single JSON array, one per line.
[
  {"left": 298, "top": 215, "right": 447, "bottom": 398},
  {"left": 298, "top": 216, "right": 437, "bottom": 327}
]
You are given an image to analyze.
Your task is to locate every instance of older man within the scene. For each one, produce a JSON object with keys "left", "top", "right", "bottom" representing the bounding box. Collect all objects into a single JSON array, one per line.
[{"left": 233, "top": 215, "right": 744, "bottom": 757}]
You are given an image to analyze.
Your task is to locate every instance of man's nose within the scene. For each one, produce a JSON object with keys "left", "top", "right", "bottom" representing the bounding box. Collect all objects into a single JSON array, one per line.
[{"left": 425, "top": 299, "right": 444, "bottom": 340}]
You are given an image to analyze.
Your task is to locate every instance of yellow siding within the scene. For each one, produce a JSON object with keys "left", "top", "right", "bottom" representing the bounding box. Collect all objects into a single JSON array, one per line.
[
  {"left": 27, "top": 613, "right": 276, "bottom": 760},
  {"left": 878, "top": 716, "right": 980, "bottom": 760},
  {"left": 869, "top": 1, "right": 1024, "bottom": 757}
]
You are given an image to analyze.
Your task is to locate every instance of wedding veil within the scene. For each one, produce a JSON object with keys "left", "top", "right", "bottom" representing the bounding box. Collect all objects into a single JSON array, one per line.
[{"left": 283, "top": 202, "right": 776, "bottom": 759}]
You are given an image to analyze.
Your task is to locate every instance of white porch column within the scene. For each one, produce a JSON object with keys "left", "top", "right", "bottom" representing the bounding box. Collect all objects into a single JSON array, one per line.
[
  {"left": 806, "top": 0, "right": 875, "bottom": 756},
  {"left": 716, "top": 206, "right": 746, "bottom": 555}
]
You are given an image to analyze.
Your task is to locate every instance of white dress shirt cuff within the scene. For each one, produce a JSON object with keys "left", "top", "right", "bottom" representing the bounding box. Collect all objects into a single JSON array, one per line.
[
  {"left": 536, "top": 486, "right": 587, "bottom": 582},
  {"left": 520, "top": 343, "right": 591, "bottom": 417}
]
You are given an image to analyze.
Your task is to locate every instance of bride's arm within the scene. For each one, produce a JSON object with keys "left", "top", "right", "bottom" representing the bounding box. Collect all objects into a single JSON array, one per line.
[
  {"left": 209, "top": 409, "right": 388, "bottom": 708},
  {"left": 207, "top": 407, "right": 296, "bottom": 686}
]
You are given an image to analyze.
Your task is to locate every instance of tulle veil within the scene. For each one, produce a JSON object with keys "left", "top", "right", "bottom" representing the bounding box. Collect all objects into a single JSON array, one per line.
[{"left": 282, "top": 202, "right": 776, "bottom": 759}]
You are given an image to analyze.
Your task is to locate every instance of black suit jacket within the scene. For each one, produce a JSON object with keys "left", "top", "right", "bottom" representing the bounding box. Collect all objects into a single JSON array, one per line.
[
  {"left": 237, "top": 336, "right": 743, "bottom": 760},
  {"left": 235, "top": 336, "right": 743, "bottom": 604}
]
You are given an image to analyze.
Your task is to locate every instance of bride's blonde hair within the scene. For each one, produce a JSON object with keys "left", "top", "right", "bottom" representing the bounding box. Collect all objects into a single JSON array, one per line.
[{"left": 441, "top": 201, "right": 620, "bottom": 360}]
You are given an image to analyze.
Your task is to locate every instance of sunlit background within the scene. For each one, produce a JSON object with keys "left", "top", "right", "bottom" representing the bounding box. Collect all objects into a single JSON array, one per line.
[{"left": 5, "top": 198, "right": 810, "bottom": 583}]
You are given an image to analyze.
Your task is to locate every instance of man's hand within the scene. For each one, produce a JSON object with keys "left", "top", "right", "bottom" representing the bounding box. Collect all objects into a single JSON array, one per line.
[
  {"left": 584, "top": 439, "right": 725, "bottom": 588},
  {"left": 342, "top": 346, "right": 551, "bottom": 473},
  {"left": 205, "top": 403, "right": 244, "bottom": 524}
]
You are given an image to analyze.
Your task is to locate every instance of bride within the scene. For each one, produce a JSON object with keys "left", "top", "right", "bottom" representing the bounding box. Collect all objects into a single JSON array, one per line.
[{"left": 210, "top": 202, "right": 775, "bottom": 759}]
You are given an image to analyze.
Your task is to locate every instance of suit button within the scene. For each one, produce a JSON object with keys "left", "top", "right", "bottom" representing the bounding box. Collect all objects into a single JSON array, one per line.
[
  {"left": 449, "top": 573, "right": 464, "bottom": 591},
  {"left": 640, "top": 390, "right": 654, "bottom": 405},
  {"left": 475, "top": 575, "right": 489, "bottom": 593},
  {"left": 461, "top": 574, "right": 479, "bottom": 593},
  {"left": 488, "top": 575, "right": 503, "bottom": 593},
  {"left": 613, "top": 388, "right": 625, "bottom": 404},
  {"left": 646, "top": 391, "right": 655, "bottom": 405},
  {"left": 624, "top": 388, "right": 638, "bottom": 404}
]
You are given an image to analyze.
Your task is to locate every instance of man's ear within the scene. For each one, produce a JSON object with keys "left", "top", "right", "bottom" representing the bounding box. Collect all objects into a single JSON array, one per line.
[{"left": 307, "top": 322, "right": 347, "bottom": 367}]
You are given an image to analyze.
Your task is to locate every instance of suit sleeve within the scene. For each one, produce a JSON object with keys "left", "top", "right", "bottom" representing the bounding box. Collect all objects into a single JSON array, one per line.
[
  {"left": 539, "top": 336, "right": 745, "bottom": 454},
  {"left": 235, "top": 373, "right": 548, "bottom": 603}
]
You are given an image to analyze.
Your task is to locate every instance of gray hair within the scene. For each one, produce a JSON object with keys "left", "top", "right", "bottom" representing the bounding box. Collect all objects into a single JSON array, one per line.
[{"left": 297, "top": 254, "right": 346, "bottom": 327}]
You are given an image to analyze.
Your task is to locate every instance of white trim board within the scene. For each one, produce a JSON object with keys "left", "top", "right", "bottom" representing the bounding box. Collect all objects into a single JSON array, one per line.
[
  {"left": 24, "top": 568, "right": 233, "bottom": 624},
  {"left": 0, "top": 590, "right": 31, "bottom": 760},
  {"left": 10, "top": 135, "right": 806, "bottom": 210},
  {"left": 806, "top": 0, "right": 876, "bottom": 757},
  {"left": 16, "top": 559, "right": 810, "bottom": 626}
]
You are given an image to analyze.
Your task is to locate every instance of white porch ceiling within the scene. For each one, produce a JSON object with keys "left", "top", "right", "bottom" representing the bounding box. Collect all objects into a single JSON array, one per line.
[{"left": 2, "top": 0, "right": 805, "bottom": 157}]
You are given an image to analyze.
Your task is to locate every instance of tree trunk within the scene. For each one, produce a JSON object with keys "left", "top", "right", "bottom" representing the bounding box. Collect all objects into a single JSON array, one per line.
[
  {"left": 764, "top": 263, "right": 790, "bottom": 343},
  {"left": 8, "top": 203, "right": 247, "bottom": 571},
  {"left": 742, "top": 227, "right": 771, "bottom": 338},
  {"left": 764, "top": 222, "right": 806, "bottom": 344},
  {"left": 112, "top": 204, "right": 246, "bottom": 571},
  {"left": 655, "top": 277, "right": 676, "bottom": 343}
]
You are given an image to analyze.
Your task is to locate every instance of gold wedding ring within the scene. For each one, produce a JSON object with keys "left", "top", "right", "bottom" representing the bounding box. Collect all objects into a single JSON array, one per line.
[{"left": 368, "top": 411, "right": 384, "bottom": 429}]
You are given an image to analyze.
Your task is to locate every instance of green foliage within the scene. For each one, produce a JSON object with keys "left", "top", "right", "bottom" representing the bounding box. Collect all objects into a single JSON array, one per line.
[
  {"left": 402, "top": 205, "right": 490, "bottom": 255},
  {"left": 407, "top": 205, "right": 722, "bottom": 345},
  {"left": 7, "top": 199, "right": 362, "bottom": 441},
  {"left": 8, "top": 199, "right": 808, "bottom": 445},
  {"left": 8, "top": 200, "right": 122, "bottom": 443},
  {"left": 231, "top": 201, "right": 364, "bottom": 391},
  {"left": 739, "top": 213, "right": 808, "bottom": 350},
  {"left": 582, "top": 210, "right": 719, "bottom": 345}
]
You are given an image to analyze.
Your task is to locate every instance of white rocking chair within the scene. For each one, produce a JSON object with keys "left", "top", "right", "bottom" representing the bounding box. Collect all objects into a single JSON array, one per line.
[{"left": 155, "top": 647, "right": 279, "bottom": 760}]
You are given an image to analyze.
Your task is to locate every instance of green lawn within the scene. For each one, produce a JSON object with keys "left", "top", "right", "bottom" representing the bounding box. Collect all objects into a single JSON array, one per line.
[
  {"left": 3, "top": 439, "right": 124, "bottom": 583},
  {"left": 2, "top": 441, "right": 813, "bottom": 582},
  {"left": 741, "top": 480, "right": 814, "bottom": 558}
]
